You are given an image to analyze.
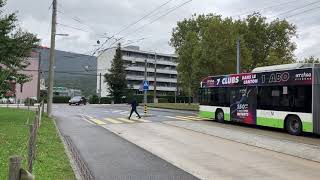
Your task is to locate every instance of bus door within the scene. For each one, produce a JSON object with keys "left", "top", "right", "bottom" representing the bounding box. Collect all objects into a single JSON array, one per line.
[{"left": 230, "top": 86, "right": 257, "bottom": 125}]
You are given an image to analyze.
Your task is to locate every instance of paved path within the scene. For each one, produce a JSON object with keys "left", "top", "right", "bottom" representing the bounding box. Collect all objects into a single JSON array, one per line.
[
  {"left": 53, "top": 104, "right": 320, "bottom": 180},
  {"left": 53, "top": 104, "right": 197, "bottom": 180}
]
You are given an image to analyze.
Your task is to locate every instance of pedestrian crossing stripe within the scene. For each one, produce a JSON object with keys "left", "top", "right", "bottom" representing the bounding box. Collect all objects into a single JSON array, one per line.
[
  {"left": 177, "top": 116, "right": 208, "bottom": 121},
  {"left": 165, "top": 116, "right": 191, "bottom": 121},
  {"left": 104, "top": 118, "right": 123, "bottom": 124},
  {"left": 91, "top": 118, "right": 107, "bottom": 125},
  {"left": 131, "top": 118, "right": 151, "bottom": 123},
  {"left": 117, "top": 118, "right": 135, "bottom": 123}
]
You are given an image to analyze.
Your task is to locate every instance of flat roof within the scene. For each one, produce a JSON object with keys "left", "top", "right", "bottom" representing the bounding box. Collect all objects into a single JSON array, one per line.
[{"left": 122, "top": 46, "right": 178, "bottom": 58}]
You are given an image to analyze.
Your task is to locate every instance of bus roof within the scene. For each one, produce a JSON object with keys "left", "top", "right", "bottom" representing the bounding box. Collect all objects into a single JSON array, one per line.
[{"left": 252, "top": 63, "right": 314, "bottom": 73}]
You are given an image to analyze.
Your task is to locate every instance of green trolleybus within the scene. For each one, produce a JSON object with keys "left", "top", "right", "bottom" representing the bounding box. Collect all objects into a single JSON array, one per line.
[{"left": 199, "top": 63, "right": 320, "bottom": 135}]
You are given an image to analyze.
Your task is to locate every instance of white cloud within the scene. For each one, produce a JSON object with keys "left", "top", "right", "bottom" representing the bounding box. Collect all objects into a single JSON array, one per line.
[{"left": 4, "top": 0, "right": 320, "bottom": 59}]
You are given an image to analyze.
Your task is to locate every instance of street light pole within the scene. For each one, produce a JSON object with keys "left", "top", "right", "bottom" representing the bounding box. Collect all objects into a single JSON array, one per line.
[
  {"left": 47, "top": 0, "right": 57, "bottom": 117},
  {"left": 153, "top": 52, "right": 157, "bottom": 103},
  {"left": 236, "top": 36, "right": 241, "bottom": 74}
]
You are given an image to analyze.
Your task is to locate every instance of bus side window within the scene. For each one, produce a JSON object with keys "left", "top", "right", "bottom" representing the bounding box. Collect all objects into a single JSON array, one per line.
[
  {"left": 258, "top": 86, "right": 271, "bottom": 110},
  {"left": 293, "top": 86, "right": 312, "bottom": 113}
]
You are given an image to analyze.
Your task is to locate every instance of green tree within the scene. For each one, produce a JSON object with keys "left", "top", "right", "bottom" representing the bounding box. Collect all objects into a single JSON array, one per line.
[
  {"left": 0, "top": 0, "right": 39, "bottom": 97},
  {"left": 104, "top": 43, "right": 127, "bottom": 103},
  {"left": 170, "top": 13, "right": 297, "bottom": 99},
  {"left": 176, "top": 31, "right": 199, "bottom": 103},
  {"left": 243, "top": 13, "right": 296, "bottom": 69},
  {"left": 303, "top": 56, "right": 320, "bottom": 63}
]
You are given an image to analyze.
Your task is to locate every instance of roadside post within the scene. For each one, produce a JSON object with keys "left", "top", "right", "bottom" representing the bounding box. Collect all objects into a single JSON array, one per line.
[
  {"left": 143, "top": 59, "right": 148, "bottom": 116},
  {"left": 143, "top": 80, "right": 149, "bottom": 116},
  {"left": 8, "top": 155, "right": 22, "bottom": 180}
]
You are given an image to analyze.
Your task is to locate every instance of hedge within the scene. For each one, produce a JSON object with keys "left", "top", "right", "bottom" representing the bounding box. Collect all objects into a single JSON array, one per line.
[
  {"left": 88, "top": 94, "right": 193, "bottom": 104},
  {"left": 53, "top": 96, "right": 71, "bottom": 103}
]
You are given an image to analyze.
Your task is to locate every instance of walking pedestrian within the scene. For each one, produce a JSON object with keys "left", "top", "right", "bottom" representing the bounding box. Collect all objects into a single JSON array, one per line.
[{"left": 128, "top": 98, "right": 141, "bottom": 119}]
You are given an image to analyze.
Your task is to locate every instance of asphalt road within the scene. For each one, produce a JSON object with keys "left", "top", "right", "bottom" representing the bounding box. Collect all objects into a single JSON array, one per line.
[
  {"left": 53, "top": 104, "right": 320, "bottom": 180},
  {"left": 53, "top": 104, "right": 198, "bottom": 180}
]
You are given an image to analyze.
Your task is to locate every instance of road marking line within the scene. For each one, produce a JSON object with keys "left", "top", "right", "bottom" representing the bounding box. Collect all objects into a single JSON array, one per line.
[
  {"left": 131, "top": 118, "right": 151, "bottom": 123},
  {"left": 117, "top": 118, "right": 135, "bottom": 123},
  {"left": 104, "top": 118, "right": 123, "bottom": 124},
  {"left": 85, "top": 115, "right": 94, "bottom": 119},
  {"left": 165, "top": 116, "right": 191, "bottom": 121},
  {"left": 80, "top": 115, "right": 95, "bottom": 125},
  {"left": 112, "top": 110, "right": 122, "bottom": 113},
  {"left": 91, "top": 118, "right": 107, "bottom": 125},
  {"left": 119, "top": 112, "right": 129, "bottom": 115},
  {"left": 176, "top": 116, "right": 201, "bottom": 121},
  {"left": 187, "top": 116, "right": 211, "bottom": 120}
]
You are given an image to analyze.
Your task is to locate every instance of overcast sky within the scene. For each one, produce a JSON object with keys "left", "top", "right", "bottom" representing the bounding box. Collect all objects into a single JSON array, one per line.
[{"left": 4, "top": 0, "right": 320, "bottom": 59}]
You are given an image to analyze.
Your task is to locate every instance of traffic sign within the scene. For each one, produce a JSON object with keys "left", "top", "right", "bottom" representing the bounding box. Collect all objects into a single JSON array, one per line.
[{"left": 143, "top": 80, "right": 149, "bottom": 91}]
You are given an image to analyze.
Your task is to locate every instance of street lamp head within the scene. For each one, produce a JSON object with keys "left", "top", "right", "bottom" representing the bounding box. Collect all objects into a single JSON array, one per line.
[{"left": 55, "top": 33, "right": 69, "bottom": 36}]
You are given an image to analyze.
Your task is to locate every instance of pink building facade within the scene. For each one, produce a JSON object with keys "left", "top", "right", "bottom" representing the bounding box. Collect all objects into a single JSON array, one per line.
[{"left": 15, "top": 51, "right": 40, "bottom": 101}]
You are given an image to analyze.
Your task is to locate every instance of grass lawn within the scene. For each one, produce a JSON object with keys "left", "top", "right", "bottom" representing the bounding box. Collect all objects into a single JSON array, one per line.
[
  {"left": 0, "top": 108, "right": 75, "bottom": 179},
  {"left": 147, "top": 103, "right": 199, "bottom": 111}
]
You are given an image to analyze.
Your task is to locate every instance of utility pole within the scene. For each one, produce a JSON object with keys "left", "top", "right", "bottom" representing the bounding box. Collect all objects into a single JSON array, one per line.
[
  {"left": 144, "top": 59, "right": 147, "bottom": 115},
  {"left": 236, "top": 36, "right": 241, "bottom": 74},
  {"left": 153, "top": 52, "right": 157, "bottom": 103},
  {"left": 37, "top": 51, "right": 41, "bottom": 101},
  {"left": 99, "top": 73, "right": 102, "bottom": 103},
  {"left": 47, "top": 0, "right": 57, "bottom": 117}
]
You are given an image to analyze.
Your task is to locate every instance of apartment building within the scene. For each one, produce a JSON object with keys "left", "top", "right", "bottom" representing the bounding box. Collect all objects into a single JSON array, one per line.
[{"left": 97, "top": 46, "right": 178, "bottom": 97}]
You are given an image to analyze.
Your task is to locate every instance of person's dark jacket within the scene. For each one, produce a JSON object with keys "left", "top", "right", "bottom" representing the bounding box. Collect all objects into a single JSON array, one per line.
[{"left": 130, "top": 99, "right": 138, "bottom": 109}]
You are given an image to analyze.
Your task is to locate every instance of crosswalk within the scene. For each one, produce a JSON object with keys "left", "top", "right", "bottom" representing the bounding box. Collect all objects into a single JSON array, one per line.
[
  {"left": 81, "top": 114, "right": 210, "bottom": 125},
  {"left": 104, "top": 110, "right": 155, "bottom": 116}
]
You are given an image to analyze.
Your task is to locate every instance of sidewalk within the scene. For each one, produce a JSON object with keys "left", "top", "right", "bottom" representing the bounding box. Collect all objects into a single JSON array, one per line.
[
  {"left": 164, "top": 120, "right": 320, "bottom": 163},
  {"left": 103, "top": 122, "right": 320, "bottom": 180}
]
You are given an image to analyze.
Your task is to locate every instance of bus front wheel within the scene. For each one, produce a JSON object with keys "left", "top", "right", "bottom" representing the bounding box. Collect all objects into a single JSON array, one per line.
[
  {"left": 286, "top": 115, "right": 302, "bottom": 136},
  {"left": 215, "top": 109, "right": 224, "bottom": 123}
]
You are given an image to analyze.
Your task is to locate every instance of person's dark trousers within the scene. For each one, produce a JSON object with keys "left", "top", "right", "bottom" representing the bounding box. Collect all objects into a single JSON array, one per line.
[{"left": 129, "top": 108, "right": 141, "bottom": 119}]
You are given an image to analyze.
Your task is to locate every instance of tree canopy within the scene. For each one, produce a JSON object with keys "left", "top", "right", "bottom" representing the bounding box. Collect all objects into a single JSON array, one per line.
[
  {"left": 104, "top": 43, "right": 127, "bottom": 103},
  {"left": 303, "top": 56, "right": 320, "bottom": 64},
  {"left": 0, "top": 0, "right": 39, "bottom": 97},
  {"left": 170, "top": 13, "right": 297, "bottom": 101}
]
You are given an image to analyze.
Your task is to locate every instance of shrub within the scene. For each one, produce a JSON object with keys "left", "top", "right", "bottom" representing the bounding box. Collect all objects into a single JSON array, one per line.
[
  {"left": 24, "top": 98, "right": 36, "bottom": 106},
  {"left": 89, "top": 95, "right": 99, "bottom": 104},
  {"left": 100, "top": 97, "right": 112, "bottom": 104},
  {"left": 53, "top": 96, "right": 71, "bottom": 103}
]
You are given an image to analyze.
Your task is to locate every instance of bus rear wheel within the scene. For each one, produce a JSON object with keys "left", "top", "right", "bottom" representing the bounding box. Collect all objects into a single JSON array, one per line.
[
  {"left": 215, "top": 109, "right": 224, "bottom": 123},
  {"left": 286, "top": 115, "right": 302, "bottom": 135}
]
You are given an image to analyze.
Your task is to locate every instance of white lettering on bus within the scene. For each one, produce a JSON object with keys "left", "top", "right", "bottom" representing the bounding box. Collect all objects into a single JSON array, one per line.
[
  {"left": 269, "top": 72, "right": 290, "bottom": 83},
  {"left": 222, "top": 76, "right": 239, "bottom": 85},
  {"left": 295, "top": 72, "right": 311, "bottom": 78}
]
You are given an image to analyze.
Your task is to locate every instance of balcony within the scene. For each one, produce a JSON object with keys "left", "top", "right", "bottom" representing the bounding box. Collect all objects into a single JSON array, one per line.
[
  {"left": 131, "top": 85, "right": 177, "bottom": 92},
  {"left": 126, "top": 75, "right": 177, "bottom": 83},
  {"left": 123, "top": 56, "right": 177, "bottom": 66},
  {"left": 126, "top": 66, "right": 177, "bottom": 75}
]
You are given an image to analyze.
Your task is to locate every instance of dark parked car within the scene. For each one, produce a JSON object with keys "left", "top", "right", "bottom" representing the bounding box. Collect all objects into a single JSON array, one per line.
[{"left": 69, "top": 96, "right": 87, "bottom": 105}]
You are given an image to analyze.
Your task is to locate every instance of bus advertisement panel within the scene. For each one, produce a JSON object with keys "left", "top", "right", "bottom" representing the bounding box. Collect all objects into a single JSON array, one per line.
[
  {"left": 201, "top": 68, "right": 312, "bottom": 88},
  {"left": 230, "top": 86, "right": 257, "bottom": 124}
]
